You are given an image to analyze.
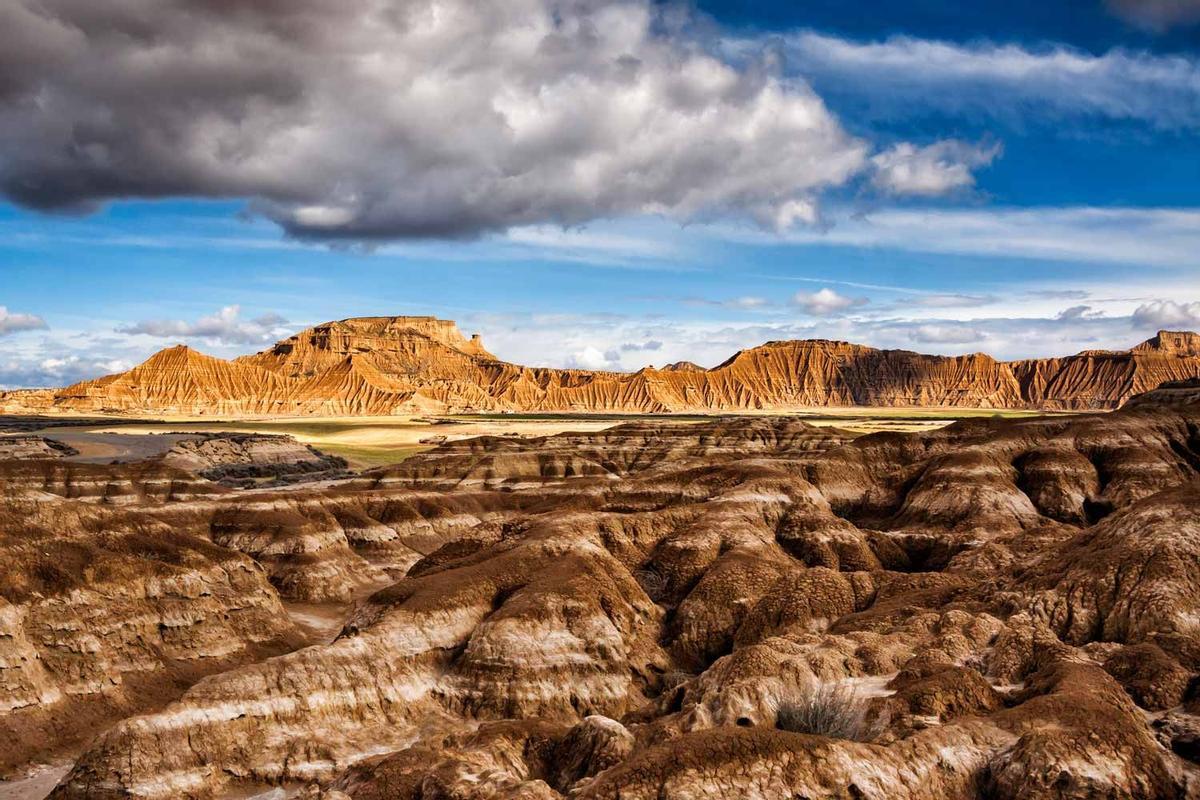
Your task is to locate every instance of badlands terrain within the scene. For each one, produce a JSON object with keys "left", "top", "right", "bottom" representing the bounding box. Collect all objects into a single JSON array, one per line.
[
  {"left": 1, "top": 363, "right": 1200, "bottom": 797},
  {"left": 2, "top": 316, "right": 1200, "bottom": 416}
]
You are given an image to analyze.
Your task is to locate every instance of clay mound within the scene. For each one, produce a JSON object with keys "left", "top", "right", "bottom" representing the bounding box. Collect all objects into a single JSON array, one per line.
[
  {"left": 162, "top": 433, "right": 350, "bottom": 487},
  {"left": 1125, "top": 377, "right": 1200, "bottom": 409},
  {"left": 4, "top": 318, "right": 1200, "bottom": 416},
  {"left": 0, "top": 384, "right": 1192, "bottom": 797},
  {"left": 52, "top": 345, "right": 292, "bottom": 416},
  {"left": 0, "top": 435, "right": 77, "bottom": 460}
]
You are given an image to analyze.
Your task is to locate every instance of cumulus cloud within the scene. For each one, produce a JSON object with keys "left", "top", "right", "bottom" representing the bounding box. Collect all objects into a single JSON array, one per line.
[
  {"left": 778, "top": 31, "right": 1200, "bottom": 129},
  {"left": 0, "top": 354, "right": 131, "bottom": 389},
  {"left": 116, "top": 305, "right": 290, "bottom": 345},
  {"left": 0, "top": 0, "right": 883, "bottom": 240},
  {"left": 870, "top": 140, "right": 1000, "bottom": 197},
  {"left": 791, "top": 288, "right": 867, "bottom": 315},
  {"left": 566, "top": 346, "right": 622, "bottom": 371},
  {"left": 1107, "top": 0, "right": 1200, "bottom": 31},
  {"left": 1132, "top": 300, "right": 1200, "bottom": 328},
  {"left": 908, "top": 323, "right": 987, "bottom": 344},
  {"left": 0, "top": 306, "right": 47, "bottom": 336}
]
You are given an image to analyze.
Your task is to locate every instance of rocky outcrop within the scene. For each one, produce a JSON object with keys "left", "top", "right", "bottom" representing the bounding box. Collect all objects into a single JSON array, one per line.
[
  {"left": 162, "top": 433, "right": 349, "bottom": 487},
  {"left": 4, "top": 377, "right": 1200, "bottom": 795},
  {"left": 1, "top": 389, "right": 1193, "bottom": 798},
  {"left": 4, "top": 317, "right": 1200, "bottom": 416},
  {"left": 0, "top": 435, "right": 76, "bottom": 460}
]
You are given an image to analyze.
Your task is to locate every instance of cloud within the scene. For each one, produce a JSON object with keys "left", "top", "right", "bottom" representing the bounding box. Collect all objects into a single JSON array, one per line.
[
  {"left": 0, "top": 354, "right": 131, "bottom": 389},
  {"left": 1131, "top": 300, "right": 1200, "bottom": 328},
  {"left": 0, "top": 0, "right": 883, "bottom": 241},
  {"left": 791, "top": 287, "right": 868, "bottom": 315},
  {"left": 620, "top": 340, "right": 663, "bottom": 352},
  {"left": 0, "top": 306, "right": 47, "bottom": 336},
  {"left": 870, "top": 140, "right": 1001, "bottom": 197},
  {"left": 566, "top": 346, "right": 621, "bottom": 371},
  {"left": 685, "top": 295, "right": 774, "bottom": 310},
  {"left": 776, "top": 31, "right": 1200, "bottom": 129},
  {"left": 1107, "top": 0, "right": 1200, "bottom": 31},
  {"left": 1057, "top": 305, "right": 1104, "bottom": 321},
  {"left": 116, "top": 305, "right": 290, "bottom": 345},
  {"left": 727, "top": 206, "right": 1200, "bottom": 269},
  {"left": 470, "top": 305, "right": 1181, "bottom": 370},
  {"left": 909, "top": 293, "right": 998, "bottom": 308},
  {"left": 1026, "top": 289, "right": 1091, "bottom": 301},
  {"left": 908, "top": 324, "right": 987, "bottom": 344}
]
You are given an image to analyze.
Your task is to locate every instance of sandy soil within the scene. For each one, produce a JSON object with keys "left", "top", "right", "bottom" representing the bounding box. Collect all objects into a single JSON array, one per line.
[
  {"left": 16, "top": 408, "right": 1058, "bottom": 469},
  {"left": 0, "top": 762, "right": 72, "bottom": 800},
  {"left": 29, "top": 430, "right": 199, "bottom": 463},
  {"left": 81, "top": 416, "right": 648, "bottom": 468}
]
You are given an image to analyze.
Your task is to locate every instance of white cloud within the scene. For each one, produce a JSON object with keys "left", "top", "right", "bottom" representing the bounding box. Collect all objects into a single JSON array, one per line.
[
  {"left": 0, "top": 306, "right": 47, "bottom": 336},
  {"left": 870, "top": 140, "right": 1001, "bottom": 196},
  {"left": 116, "top": 305, "right": 291, "bottom": 345},
  {"left": 777, "top": 31, "right": 1200, "bottom": 128},
  {"left": 0, "top": 354, "right": 131, "bottom": 389},
  {"left": 910, "top": 293, "right": 998, "bottom": 308},
  {"left": 1132, "top": 300, "right": 1200, "bottom": 328},
  {"left": 723, "top": 206, "right": 1200, "bottom": 269},
  {"left": 791, "top": 287, "right": 868, "bottom": 315},
  {"left": 908, "top": 324, "right": 987, "bottom": 344},
  {"left": 1057, "top": 305, "right": 1104, "bottom": 321},
  {"left": 566, "top": 346, "right": 620, "bottom": 371}
]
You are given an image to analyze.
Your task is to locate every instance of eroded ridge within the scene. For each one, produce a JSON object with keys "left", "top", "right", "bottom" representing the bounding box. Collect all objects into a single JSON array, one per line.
[
  {"left": 2, "top": 391, "right": 1200, "bottom": 798},
  {"left": 3, "top": 317, "right": 1200, "bottom": 415}
]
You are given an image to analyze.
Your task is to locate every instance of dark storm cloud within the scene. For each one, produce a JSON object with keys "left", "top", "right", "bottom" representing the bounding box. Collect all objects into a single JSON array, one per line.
[{"left": 0, "top": 0, "right": 897, "bottom": 240}]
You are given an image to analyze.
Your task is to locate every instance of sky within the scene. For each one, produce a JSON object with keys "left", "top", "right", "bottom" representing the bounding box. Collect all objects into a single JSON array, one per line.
[{"left": 1, "top": 0, "right": 1199, "bottom": 387}]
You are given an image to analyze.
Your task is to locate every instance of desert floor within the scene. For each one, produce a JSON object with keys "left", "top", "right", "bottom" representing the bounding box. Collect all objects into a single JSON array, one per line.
[{"left": 18, "top": 407, "right": 1056, "bottom": 469}]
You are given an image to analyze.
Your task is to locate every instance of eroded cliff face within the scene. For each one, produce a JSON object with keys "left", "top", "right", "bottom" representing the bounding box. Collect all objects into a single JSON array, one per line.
[
  {"left": 3, "top": 317, "right": 1199, "bottom": 416},
  {"left": 3, "top": 385, "right": 1200, "bottom": 798}
]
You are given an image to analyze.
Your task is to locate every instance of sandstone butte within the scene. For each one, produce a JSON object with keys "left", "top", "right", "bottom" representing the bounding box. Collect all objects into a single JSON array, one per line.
[{"left": 3, "top": 316, "right": 1200, "bottom": 416}]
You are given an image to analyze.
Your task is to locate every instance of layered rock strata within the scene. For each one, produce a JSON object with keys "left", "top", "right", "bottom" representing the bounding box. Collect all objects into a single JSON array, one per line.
[
  {"left": 0, "top": 383, "right": 1197, "bottom": 797},
  {"left": 3, "top": 317, "right": 1199, "bottom": 415}
]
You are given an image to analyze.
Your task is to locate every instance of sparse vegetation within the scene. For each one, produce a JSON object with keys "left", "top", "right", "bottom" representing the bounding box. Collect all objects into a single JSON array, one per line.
[{"left": 775, "top": 682, "right": 874, "bottom": 741}]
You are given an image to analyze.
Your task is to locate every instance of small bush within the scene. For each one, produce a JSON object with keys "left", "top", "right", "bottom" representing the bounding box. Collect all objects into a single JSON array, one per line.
[{"left": 775, "top": 682, "right": 873, "bottom": 741}]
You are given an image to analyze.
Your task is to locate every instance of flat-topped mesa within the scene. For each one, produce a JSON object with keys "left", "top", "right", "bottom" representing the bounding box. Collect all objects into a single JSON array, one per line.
[
  {"left": 1132, "top": 330, "right": 1200, "bottom": 357},
  {"left": 7, "top": 319, "right": 1200, "bottom": 416},
  {"left": 242, "top": 316, "right": 498, "bottom": 380}
]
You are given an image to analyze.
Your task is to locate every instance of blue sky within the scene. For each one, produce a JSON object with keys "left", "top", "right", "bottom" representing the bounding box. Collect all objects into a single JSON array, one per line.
[{"left": 1, "top": 0, "right": 1198, "bottom": 387}]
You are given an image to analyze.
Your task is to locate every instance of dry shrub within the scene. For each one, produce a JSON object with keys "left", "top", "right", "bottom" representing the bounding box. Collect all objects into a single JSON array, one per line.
[{"left": 775, "top": 682, "right": 874, "bottom": 741}]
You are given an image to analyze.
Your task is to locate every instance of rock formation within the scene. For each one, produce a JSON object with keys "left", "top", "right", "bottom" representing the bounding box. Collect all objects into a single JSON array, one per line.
[
  {"left": 162, "top": 433, "right": 350, "bottom": 487},
  {"left": 3, "top": 317, "right": 1199, "bottom": 416},
  {"left": 2, "top": 381, "right": 1200, "bottom": 797}
]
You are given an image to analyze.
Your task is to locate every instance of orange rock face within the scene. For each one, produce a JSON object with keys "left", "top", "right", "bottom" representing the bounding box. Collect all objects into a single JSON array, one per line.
[{"left": 4, "top": 317, "right": 1200, "bottom": 415}]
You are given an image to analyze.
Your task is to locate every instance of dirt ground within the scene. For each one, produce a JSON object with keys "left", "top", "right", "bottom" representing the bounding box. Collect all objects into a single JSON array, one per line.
[{"left": 7, "top": 408, "right": 1057, "bottom": 469}]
